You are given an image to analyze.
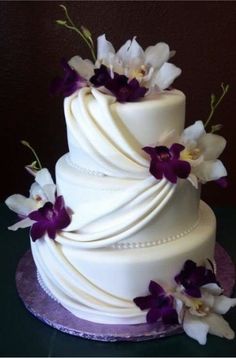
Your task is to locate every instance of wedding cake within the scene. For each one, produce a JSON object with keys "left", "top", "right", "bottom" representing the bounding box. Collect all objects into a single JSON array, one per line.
[{"left": 5, "top": 18, "right": 236, "bottom": 345}]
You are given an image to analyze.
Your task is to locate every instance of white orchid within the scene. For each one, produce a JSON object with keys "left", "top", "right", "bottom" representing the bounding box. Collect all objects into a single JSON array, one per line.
[
  {"left": 174, "top": 284, "right": 236, "bottom": 345},
  {"left": 178, "top": 120, "right": 227, "bottom": 188},
  {"left": 68, "top": 34, "right": 181, "bottom": 92},
  {"left": 5, "top": 168, "right": 56, "bottom": 231}
]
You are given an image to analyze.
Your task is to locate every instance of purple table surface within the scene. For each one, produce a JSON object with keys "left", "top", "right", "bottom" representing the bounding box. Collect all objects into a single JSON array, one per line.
[{"left": 15, "top": 243, "right": 235, "bottom": 342}]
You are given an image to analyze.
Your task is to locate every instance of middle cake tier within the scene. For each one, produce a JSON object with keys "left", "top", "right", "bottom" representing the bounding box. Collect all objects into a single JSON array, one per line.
[{"left": 56, "top": 154, "right": 200, "bottom": 249}]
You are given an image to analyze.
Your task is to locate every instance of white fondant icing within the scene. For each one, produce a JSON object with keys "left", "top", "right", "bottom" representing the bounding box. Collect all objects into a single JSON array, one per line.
[
  {"left": 30, "top": 87, "right": 217, "bottom": 326},
  {"left": 31, "top": 201, "right": 216, "bottom": 324},
  {"left": 64, "top": 87, "right": 185, "bottom": 177},
  {"left": 56, "top": 154, "right": 200, "bottom": 248}
]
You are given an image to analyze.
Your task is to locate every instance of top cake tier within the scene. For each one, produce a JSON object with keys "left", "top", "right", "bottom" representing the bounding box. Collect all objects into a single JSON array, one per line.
[{"left": 64, "top": 87, "right": 185, "bottom": 178}]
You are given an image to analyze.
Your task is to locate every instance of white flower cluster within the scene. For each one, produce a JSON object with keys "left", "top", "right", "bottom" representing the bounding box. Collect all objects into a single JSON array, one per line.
[
  {"left": 5, "top": 169, "right": 56, "bottom": 231},
  {"left": 160, "top": 120, "right": 227, "bottom": 187},
  {"left": 69, "top": 34, "right": 181, "bottom": 92},
  {"left": 174, "top": 282, "right": 236, "bottom": 345}
]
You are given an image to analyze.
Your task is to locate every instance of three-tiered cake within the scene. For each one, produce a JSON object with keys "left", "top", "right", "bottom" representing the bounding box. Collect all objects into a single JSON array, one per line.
[
  {"left": 6, "top": 30, "right": 236, "bottom": 344},
  {"left": 31, "top": 86, "right": 216, "bottom": 325}
]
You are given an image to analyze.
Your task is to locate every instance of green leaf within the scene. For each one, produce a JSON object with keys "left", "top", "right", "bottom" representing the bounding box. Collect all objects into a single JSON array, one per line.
[
  {"left": 56, "top": 20, "right": 67, "bottom": 25},
  {"left": 81, "top": 25, "right": 92, "bottom": 38}
]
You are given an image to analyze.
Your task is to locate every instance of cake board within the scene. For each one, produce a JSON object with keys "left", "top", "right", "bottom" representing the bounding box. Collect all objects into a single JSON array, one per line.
[{"left": 15, "top": 243, "right": 235, "bottom": 342}]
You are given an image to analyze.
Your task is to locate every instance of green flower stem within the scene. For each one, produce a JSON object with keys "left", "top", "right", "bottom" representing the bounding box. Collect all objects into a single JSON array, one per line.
[
  {"left": 58, "top": 5, "right": 96, "bottom": 62},
  {"left": 21, "top": 140, "right": 42, "bottom": 170},
  {"left": 204, "top": 83, "right": 229, "bottom": 129}
]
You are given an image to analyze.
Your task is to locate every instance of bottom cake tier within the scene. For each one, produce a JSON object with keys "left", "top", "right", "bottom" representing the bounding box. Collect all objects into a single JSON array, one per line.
[{"left": 31, "top": 200, "right": 216, "bottom": 325}]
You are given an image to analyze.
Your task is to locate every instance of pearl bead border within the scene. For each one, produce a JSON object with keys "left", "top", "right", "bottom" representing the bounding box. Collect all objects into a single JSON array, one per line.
[
  {"left": 111, "top": 219, "right": 199, "bottom": 250},
  {"left": 37, "top": 271, "right": 58, "bottom": 303},
  {"left": 66, "top": 156, "right": 105, "bottom": 177}
]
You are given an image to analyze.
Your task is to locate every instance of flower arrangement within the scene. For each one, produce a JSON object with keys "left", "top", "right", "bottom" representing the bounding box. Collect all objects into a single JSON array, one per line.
[
  {"left": 51, "top": 5, "right": 181, "bottom": 102},
  {"left": 5, "top": 141, "right": 71, "bottom": 241},
  {"left": 143, "top": 84, "right": 229, "bottom": 188},
  {"left": 52, "top": 5, "right": 228, "bottom": 188},
  {"left": 134, "top": 260, "right": 236, "bottom": 345}
]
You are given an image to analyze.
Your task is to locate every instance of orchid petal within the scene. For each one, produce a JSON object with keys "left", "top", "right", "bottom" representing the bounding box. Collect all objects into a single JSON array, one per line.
[
  {"left": 145, "top": 42, "right": 170, "bottom": 69},
  {"left": 201, "top": 283, "right": 223, "bottom": 296},
  {"left": 213, "top": 295, "right": 236, "bottom": 315},
  {"left": 143, "top": 146, "right": 157, "bottom": 159},
  {"left": 153, "top": 62, "right": 182, "bottom": 90},
  {"left": 183, "top": 311, "right": 209, "bottom": 345},
  {"left": 5, "top": 194, "right": 37, "bottom": 216},
  {"left": 170, "top": 143, "right": 185, "bottom": 158},
  {"left": 68, "top": 56, "right": 94, "bottom": 80},
  {"left": 200, "top": 290, "right": 215, "bottom": 308},
  {"left": 204, "top": 313, "right": 235, "bottom": 340},
  {"left": 194, "top": 160, "right": 227, "bottom": 182},
  {"left": 125, "top": 37, "right": 145, "bottom": 67},
  {"left": 35, "top": 168, "right": 54, "bottom": 187},
  {"left": 116, "top": 39, "right": 132, "bottom": 61},
  {"left": 29, "top": 182, "right": 48, "bottom": 202},
  {"left": 172, "top": 160, "right": 191, "bottom": 179},
  {"left": 47, "top": 225, "right": 57, "bottom": 240},
  {"left": 97, "top": 34, "right": 115, "bottom": 62},
  {"left": 30, "top": 222, "right": 47, "bottom": 241},
  {"left": 55, "top": 208, "right": 71, "bottom": 230},
  {"left": 161, "top": 162, "right": 177, "bottom": 183},
  {"left": 133, "top": 295, "right": 153, "bottom": 310},
  {"left": 181, "top": 121, "right": 205, "bottom": 145},
  {"left": 43, "top": 184, "right": 56, "bottom": 204},
  {"left": 174, "top": 298, "right": 184, "bottom": 324},
  {"left": 198, "top": 133, "right": 226, "bottom": 160},
  {"left": 147, "top": 307, "right": 161, "bottom": 323},
  {"left": 149, "top": 280, "right": 165, "bottom": 297},
  {"left": 185, "top": 154, "right": 204, "bottom": 168},
  {"left": 149, "top": 159, "right": 163, "bottom": 180},
  {"left": 162, "top": 307, "right": 178, "bottom": 325},
  {"left": 8, "top": 217, "right": 35, "bottom": 231},
  {"left": 187, "top": 174, "right": 199, "bottom": 189}
]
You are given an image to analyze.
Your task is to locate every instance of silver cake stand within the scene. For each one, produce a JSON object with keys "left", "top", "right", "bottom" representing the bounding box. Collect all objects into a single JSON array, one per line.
[{"left": 15, "top": 243, "right": 235, "bottom": 342}]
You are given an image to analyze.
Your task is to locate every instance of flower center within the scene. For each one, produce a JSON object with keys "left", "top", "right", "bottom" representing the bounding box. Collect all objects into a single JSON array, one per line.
[
  {"left": 45, "top": 209, "right": 55, "bottom": 221},
  {"left": 131, "top": 65, "right": 146, "bottom": 79},
  {"left": 159, "top": 152, "right": 171, "bottom": 161},
  {"left": 188, "top": 298, "right": 210, "bottom": 316},
  {"left": 180, "top": 148, "right": 201, "bottom": 161}
]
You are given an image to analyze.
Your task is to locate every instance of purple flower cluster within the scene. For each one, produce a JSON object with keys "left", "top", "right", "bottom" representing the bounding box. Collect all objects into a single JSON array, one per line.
[
  {"left": 90, "top": 64, "right": 148, "bottom": 102},
  {"left": 133, "top": 281, "right": 178, "bottom": 325},
  {"left": 134, "top": 259, "right": 220, "bottom": 326},
  {"left": 50, "top": 59, "right": 87, "bottom": 97},
  {"left": 174, "top": 259, "right": 220, "bottom": 298},
  {"left": 29, "top": 196, "right": 71, "bottom": 241},
  {"left": 143, "top": 144, "right": 191, "bottom": 184}
]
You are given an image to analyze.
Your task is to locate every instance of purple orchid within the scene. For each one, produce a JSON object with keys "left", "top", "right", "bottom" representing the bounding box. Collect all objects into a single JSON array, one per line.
[
  {"left": 89, "top": 64, "right": 112, "bottom": 87},
  {"left": 143, "top": 144, "right": 191, "bottom": 184},
  {"left": 50, "top": 59, "right": 87, "bottom": 97},
  {"left": 106, "top": 74, "right": 147, "bottom": 103},
  {"left": 89, "top": 64, "right": 148, "bottom": 102},
  {"left": 134, "top": 281, "right": 178, "bottom": 325},
  {"left": 28, "top": 196, "right": 71, "bottom": 241},
  {"left": 215, "top": 176, "right": 228, "bottom": 188},
  {"left": 174, "top": 260, "right": 220, "bottom": 298}
]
